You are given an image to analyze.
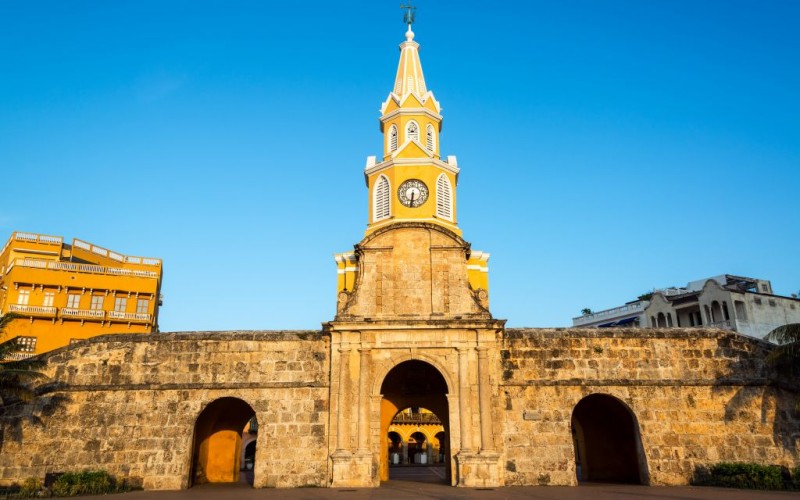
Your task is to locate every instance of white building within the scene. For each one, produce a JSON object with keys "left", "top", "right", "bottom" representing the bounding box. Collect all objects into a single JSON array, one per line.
[{"left": 573, "top": 275, "right": 800, "bottom": 339}]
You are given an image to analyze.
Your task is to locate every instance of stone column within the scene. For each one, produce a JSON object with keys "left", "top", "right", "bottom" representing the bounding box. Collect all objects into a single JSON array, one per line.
[
  {"left": 357, "top": 348, "right": 370, "bottom": 451},
  {"left": 402, "top": 440, "right": 408, "bottom": 464},
  {"left": 476, "top": 346, "right": 495, "bottom": 452},
  {"left": 335, "top": 346, "right": 351, "bottom": 452},
  {"left": 457, "top": 347, "right": 472, "bottom": 452}
]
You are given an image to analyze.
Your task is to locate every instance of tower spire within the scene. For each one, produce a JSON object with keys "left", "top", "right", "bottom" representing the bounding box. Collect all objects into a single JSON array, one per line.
[{"left": 393, "top": 3, "right": 426, "bottom": 97}]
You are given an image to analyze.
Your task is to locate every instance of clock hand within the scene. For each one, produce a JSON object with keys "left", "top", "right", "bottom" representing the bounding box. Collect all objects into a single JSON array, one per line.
[{"left": 410, "top": 191, "right": 415, "bottom": 207}]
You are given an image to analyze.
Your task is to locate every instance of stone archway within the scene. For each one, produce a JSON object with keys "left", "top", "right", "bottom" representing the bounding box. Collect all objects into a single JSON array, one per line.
[
  {"left": 379, "top": 360, "right": 451, "bottom": 484},
  {"left": 434, "top": 431, "right": 446, "bottom": 463},
  {"left": 190, "top": 397, "right": 256, "bottom": 486},
  {"left": 408, "top": 431, "right": 428, "bottom": 463},
  {"left": 571, "top": 394, "right": 648, "bottom": 484}
]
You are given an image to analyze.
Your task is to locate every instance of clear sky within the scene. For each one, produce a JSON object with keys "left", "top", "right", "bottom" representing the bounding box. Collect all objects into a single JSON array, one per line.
[{"left": 2, "top": 1, "right": 798, "bottom": 332}]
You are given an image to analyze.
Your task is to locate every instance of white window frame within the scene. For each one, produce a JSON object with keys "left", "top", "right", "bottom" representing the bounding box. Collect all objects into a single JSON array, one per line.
[
  {"left": 373, "top": 175, "right": 391, "bottom": 222},
  {"left": 16, "top": 336, "right": 36, "bottom": 353},
  {"left": 17, "top": 288, "right": 30, "bottom": 305},
  {"left": 389, "top": 125, "right": 398, "bottom": 152},
  {"left": 426, "top": 124, "right": 435, "bottom": 152},
  {"left": 436, "top": 173, "right": 453, "bottom": 221},
  {"left": 114, "top": 297, "right": 128, "bottom": 313},
  {"left": 90, "top": 295, "right": 104, "bottom": 310},
  {"left": 137, "top": 298, "right": 150, "bottom": 314},
  {"left": 43, "top": 291, "right": 55, "bottom": 307},
  {"left": 67, "top": 294, "right": 81, "bottom": 309}
]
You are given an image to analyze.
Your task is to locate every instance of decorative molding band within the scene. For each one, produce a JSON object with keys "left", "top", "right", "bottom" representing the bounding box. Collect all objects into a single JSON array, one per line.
[{"left": 365, "top": 157, "right": 460, "bottom": 176}]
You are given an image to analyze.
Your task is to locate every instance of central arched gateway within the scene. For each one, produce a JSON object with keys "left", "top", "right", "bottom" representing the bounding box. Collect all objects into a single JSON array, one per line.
[
  {"left": 190, "top": 397, "right": 256, "bottom": 486},
  {"left": 378, "top": 360, "right": 452, "bottom": 484}
]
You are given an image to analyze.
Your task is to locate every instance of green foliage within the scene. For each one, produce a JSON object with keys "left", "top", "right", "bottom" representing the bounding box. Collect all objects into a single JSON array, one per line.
[
  {"left": 637, "top": 292, "right": 653, "bottom": 301},
  {"left": 580, "top": 308, "right": 592, "bottom": 316},
  {"left": 17, "top": 478, "right": 42, "bottom": 498},
  {"left": 0, "top": 313, "right": 48, "bottom": 407},
  {"left": 766, "top": 324, "right": 800, "bottom": 378},
  {"left": 0, "top": 486, "right": 21, "bottom": 499},
  {"left": 50, "top": 471, "right": 118, "bottom": 497},
  {"left": 694, "top": 462, "right": 787, "bottom": 490},
  {"left": 0, "top": 471, "right": 137, "bottom": 498},
  {"left": 765, "top": 323, "right": 800, "bottom": 412}
]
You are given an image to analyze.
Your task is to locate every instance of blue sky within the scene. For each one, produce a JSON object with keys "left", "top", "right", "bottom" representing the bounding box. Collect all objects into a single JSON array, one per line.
[{"left": 1, "top": 1, "right": 798, "bottom": 331}]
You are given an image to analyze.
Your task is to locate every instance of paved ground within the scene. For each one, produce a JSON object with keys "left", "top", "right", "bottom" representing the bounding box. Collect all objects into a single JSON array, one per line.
[{"left": 79, "top": 467, "right": 799, "bottom": 500}]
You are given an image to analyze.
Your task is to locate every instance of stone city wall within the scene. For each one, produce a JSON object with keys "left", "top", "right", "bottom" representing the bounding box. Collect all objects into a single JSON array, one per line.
[
  {"left": 2, "top": 326, "right": 797, "bottom": 490},
  {"left": 499, "top": 328, "right": 800, "bottom": 486},
  {"left": 0, "top": 331, "right": 330, "bottom": 490}
]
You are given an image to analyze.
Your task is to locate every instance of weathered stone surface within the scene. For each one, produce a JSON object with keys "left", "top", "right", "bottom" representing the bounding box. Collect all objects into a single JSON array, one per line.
[
  {"left": 0, "top": 327, "right": 797, "bottom": 489},
  {"left": 500, "top": 328, "right": 799, "bottom": 486},
  {"left": 338, "top": 223, "right": 488, "bottom": 319},
  {"left": 0, "top": 332, "right": 330, "bottom": 490}
]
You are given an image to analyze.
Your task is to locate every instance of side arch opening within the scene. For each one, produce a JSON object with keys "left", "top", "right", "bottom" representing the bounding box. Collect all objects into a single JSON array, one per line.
[
  {"left": 190, "top": 397, "right": 256, "bottom": 487},
  {"left": 571, "top": 394, "right": 648, "bottom": 484}
]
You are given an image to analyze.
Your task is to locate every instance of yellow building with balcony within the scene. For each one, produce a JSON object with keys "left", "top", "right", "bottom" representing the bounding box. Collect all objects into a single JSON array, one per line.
[{"left": 0, "top": 231, "right": 162, "bottom": 358}]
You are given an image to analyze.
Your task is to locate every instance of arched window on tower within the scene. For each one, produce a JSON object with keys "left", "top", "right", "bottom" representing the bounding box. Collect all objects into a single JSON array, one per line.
[
  {"left": 389, "top": 125, "right": 398, "bottom": 152},
  {"left": 436, "top": 173, "right": 452, "bottom": 221},
  {"left": 407, "top": 121, "right": 419, "bottom": 143},
  {"left": 374, "top": 175, "right": 391, "bottom": 222},
  {"left": 426, "top": 124, "right": 435, "bottom": 152}
]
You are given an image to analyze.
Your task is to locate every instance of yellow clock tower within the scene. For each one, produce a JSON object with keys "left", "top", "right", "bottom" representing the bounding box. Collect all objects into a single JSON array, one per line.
[
  {"left": 364, "top": 23, "right": 459, "bottom": 237},
  {"left": 335, "top": 16, "right": 490, "bottom": 306},
  {"left": 327, "top": 13, "right": 505, "bottom": 487}
]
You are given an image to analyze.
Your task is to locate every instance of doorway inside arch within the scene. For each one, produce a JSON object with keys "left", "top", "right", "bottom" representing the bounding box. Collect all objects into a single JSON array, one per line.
[
  {"left": 191, "top": 397, "right": 257, "bottom": 487},
  {"left": 379, "top": 360, "right": 451, "bottom": 484},
  {"left": 571, "top": 394, "right": 648, "bottom": 484}
]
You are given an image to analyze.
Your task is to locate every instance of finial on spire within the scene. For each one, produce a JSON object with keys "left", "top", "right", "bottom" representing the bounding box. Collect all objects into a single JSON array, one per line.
[{"left": 401, "top": 2, "right": 416, "bottom": 27}]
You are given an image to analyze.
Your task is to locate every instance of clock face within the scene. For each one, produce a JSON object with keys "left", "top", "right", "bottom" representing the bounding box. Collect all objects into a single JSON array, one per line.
[{"left": 397, "top": 179, "right": 429, "bottom": 208}]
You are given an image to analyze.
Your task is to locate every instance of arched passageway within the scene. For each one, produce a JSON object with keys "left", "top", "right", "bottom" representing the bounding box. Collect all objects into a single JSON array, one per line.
[
  {"left": 387, "top": 431, "right": 403, "bottom": 462},
  {"left": 408, "top": 431, "right": 428, "bottom": 462},
  {"left": 434, "top": 431, "right": 446, "bottom": 464},
  {"left": 243, "top": 441, "right": 256, "bottom": 468},
  {"left": 571, "top": 394, "right": 647, "bottom": 484},
  {"left": 191, "top": 397, "right": 256, "bottom": 486},
  {"left": 379, "top": 360, "right": 451, "bottom": 484}
]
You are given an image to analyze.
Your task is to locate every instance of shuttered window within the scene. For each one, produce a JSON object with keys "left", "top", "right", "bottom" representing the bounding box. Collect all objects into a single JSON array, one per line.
[
  {"left": 374, "top": 175, "right": 391, "bottom": 221},
  {"left": 426, "top": 124, "right": 435, "bottom": 151},
  {"left": 436, "top": 173, "right": 452, "bottom": 220},
  {"left": 389, "top": 125, "right": 398, "bottom": 152}
]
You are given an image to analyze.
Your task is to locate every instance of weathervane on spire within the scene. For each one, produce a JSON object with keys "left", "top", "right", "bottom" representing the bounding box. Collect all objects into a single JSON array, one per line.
[{"left": 401, "top": 2, "right": 416, "bottom": 26}]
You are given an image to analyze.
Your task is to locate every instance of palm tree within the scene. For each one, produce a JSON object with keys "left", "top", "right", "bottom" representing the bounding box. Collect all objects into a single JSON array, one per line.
[
  {"left": 765, "top": 323, "right": 800, "bottom": 411},
  {"left": 0, "top": 313, "right": 48, "bottom": 408},
  {"left": 765, "top": 324, "right": 800, "bottom": 376}
]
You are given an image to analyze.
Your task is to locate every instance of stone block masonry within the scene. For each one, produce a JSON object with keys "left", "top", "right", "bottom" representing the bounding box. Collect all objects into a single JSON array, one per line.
[
  {"left": 0, "top": 327, "right": 798, "bottom": 489},
  {"left": 500, "top": 328, "right": 799, "bottom": 486},
  {"left": 0, "top": 332, "right": 331, "bottom": 490}
]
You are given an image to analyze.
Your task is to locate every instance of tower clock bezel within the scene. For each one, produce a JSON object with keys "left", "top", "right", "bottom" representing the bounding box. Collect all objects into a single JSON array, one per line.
[{"left": 397, "top": 179, "right": 429, "bottom": 208}]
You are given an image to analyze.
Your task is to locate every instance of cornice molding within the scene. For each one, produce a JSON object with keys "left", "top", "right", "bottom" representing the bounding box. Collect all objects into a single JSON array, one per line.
[
  {"left": 364, "top": 157, "right": 460, "bottom": 177},
  {"left": 362, "top": 220, "right": 462, "bottom": 243},
  {"left": 380, "top": 91, "right": 441, "bottom": 115},
  {"left": 379, "top": 107, "right": 443, "bottom": 125}
]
